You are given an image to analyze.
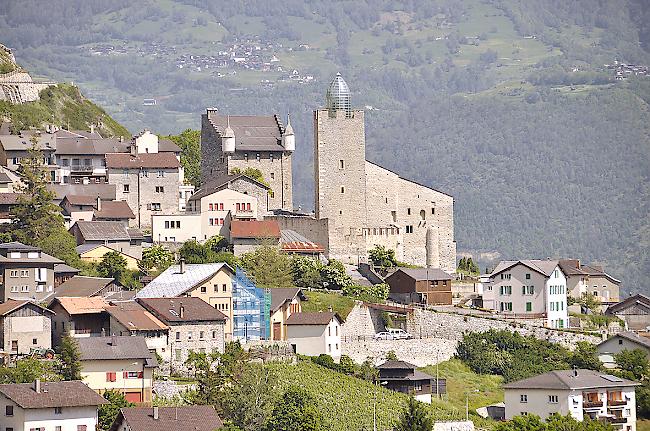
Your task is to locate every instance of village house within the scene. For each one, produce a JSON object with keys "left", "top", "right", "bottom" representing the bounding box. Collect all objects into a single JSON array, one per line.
[
  {"left": 503, "top": 369, "right": 639, "bottom": 430},
  {"left": 152, "top": 187, "right": 258, "bottom": 244},
  {"left": 269, "top": 288, "right": 305, "bottom": 341},
  {"left": 0, "top": 241, "right": 61, "bottom": 303},
  {"left": 69, "top": 220, "right": 144, "bottom": 260},
  {"left": 49, "top": 183, "right": 116, "bottom": 207},
  {"left": 52, "top": 275, "right": 121, "bottom": 299},
  {"left": 76, "top": 244, "right": 140, "bottom": 271},
  {"left": 0, "top": 193, "right": 22, "bottom": 224},
  {"left": 136, "top": 297, "right": 226, "bottom": 373},
  {"left": 597, "top": 332, "right": 650, "bottom": 369},
  {"left": 605, "top": 294, "right": 650, "bottom": 331},
  {"left": 53, "top": 263, "right": 80, "bottom": 288},
  {"left": 0, "top": 299, "right": 54, "bottom": 357},
  {"left": 109, "top": 405, "right": 223, "bottom": 431},
  {"left": 49, "top": 296, "right": 110, "bottom": 346},
  {"left": 484, "top": 259, "right": 569, "bottom": 328},
  {"left": 559, "top": 259, "right": 621, "bottom": 306},
  {"left": 54, "top": 136, "right": 128, "bottom": 185},
  {"left": 0, "top": 380, "right": 107, "bottom": 431},
  {"left": 285, "top": 311, "right": 343, "bottom": 359},
  {"left": 136, "top": 262, "right": 235, "bottom": 339},
  {"left": 104, "top": 301, "right": 169, "bottom": 355},
  {"left": 77, "top": 335, "right": 157, "bottom": 404},
  {"left": 188, "top": 173, "right": 270, "bottom": 216},
  {"left": 229, "top": 219, "right": 281, "bottom": 256},
  {"left": 377, "top": 360, "right": 445, "bottom": 404},
  {"left": 385, "top": 268, "right": 453, "bottom": 306},
  {"left": 0, "top": 131, "right": 57, "bottom": 181}
]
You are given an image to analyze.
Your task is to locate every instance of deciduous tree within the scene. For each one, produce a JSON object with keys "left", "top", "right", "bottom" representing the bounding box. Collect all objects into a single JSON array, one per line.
[{"left": 394, "top": 397, "right": 433, "bottom": 431}]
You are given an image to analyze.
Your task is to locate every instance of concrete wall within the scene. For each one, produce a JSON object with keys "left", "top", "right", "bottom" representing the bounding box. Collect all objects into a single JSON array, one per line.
[
  {"left": 287, "top": 318, "right": 341, "bottom": 358},
  {"left": 0, "top": 305, "right": 52, "bottom": 354}
]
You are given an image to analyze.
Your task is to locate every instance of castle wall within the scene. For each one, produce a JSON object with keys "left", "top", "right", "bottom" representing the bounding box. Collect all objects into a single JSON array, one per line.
[{"left": 267, "top": 214, "right": 330, "bottom": 253}]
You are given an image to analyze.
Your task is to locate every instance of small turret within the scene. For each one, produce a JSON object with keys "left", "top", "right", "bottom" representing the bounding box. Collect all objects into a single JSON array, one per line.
[
  {"left": 282, "top": 114, "right": 295, "bottom": 153},
  {"left": 221, "top": 116, "right": 235, "bottom": 154}
]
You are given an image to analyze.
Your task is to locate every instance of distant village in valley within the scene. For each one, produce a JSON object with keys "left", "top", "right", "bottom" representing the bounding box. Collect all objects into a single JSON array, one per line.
[{"left": 0, "top": 41, "right": 648, "bottom": 431}]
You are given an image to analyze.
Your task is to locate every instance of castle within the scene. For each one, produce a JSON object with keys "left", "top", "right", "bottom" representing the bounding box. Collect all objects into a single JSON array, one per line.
[{"left": 201, "top": 73, "right": 456, "bottom": 272}]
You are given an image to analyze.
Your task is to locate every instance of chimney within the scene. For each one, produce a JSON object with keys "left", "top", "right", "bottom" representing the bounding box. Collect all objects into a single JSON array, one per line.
[
  {"left": 34, "top": 379, "right": 41, "bottom": 393},
  {"left": 90, "top": 123, "right": 95, "bottom": 135},
  {"left": 179, "top": 258, "right": 185, "bottom": 274},
  {"left": 119, "top": 135, "right": 124, "bottom": 143},
  {"left": 328, "top": 306, "right": 333, "bottom": 312},
  {"left": 96, "top": 195, "right": 101, "bottom": 211},
  {"left": 179, "top": 302, "right": 185, "bottom": 319},
  {"left": 101, "top": 328, "right": 106, "bottom": 337},
  {"left": 153, "top": 406, "right": 159, "bottom": 420},
  {"left": 573, "top": 367, "right": 578, "bottom": 377},
  {"left": 109, "top": 335, "right": 116, "bottom": 346},
  {"left": 130, "top": 142, "right": 137, "bottom": 156}
]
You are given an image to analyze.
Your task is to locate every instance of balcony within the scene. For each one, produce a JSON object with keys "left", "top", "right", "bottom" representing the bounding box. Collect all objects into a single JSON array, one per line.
[
  {"left": 583, "top": 400, "right": 603, "bottom": 409},
  {"left": 607, "top": 399, "right": 627, "bottom": 407},
  {"left": 604, "top": 416, "right": 628, "bottom": 424}
]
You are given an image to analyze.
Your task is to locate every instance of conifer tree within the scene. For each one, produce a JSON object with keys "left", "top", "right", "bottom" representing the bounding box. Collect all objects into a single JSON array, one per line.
[{"left": 395, "top": 397, "right": 434, "bottom": 431}]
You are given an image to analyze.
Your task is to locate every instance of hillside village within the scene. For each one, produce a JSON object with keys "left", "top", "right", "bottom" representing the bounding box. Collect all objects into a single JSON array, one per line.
[{"left": 0, "top": 42, "right": 648, "bottom": 431}]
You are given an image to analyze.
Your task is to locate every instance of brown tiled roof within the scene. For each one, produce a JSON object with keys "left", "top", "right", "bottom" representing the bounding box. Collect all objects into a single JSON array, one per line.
[
  {"left": 285, "top": 311, "right": 342, "bottom": 325},
  {"left": 0, "top": 192, "right": 23, "bottom": 205},
  {"left": 63, "top": 194, "right": 96, "bottom": 206},
  {"left": 53, "top": 296, "right": 108, "bottom": 315},
  {"left": 0, "top": 381, "right": 107, "bottom": 409},
  {"left": 270, "top": 288, "right": 305, "bottom": 312},
  {"left": 206, "top": 112, "right": 285, "bottom": 152},
  {"left": 137, "top": 297, "right": 227, "bottom": 323},
  {"left": 104, "top": 302, "right": 168, "bottom": 331},
  {"left": 110, "top": 406, "right": 223, "bottom": 431},
  {"left": 230, "top": 220, "right": 280, "bottom": 239},
  {"left": 0, "top": 299, "right": 54, "bottom": 316},
  {"left": 54, "top": 276, "right": 114, "bottom": 298},
  {"left": 77, "top": 336, "right": 157, "bottom": 367},
  {"left": 94, "top": 200, "right": 135, "bottom": 220},
  {"left": 158, "top": 138, "right": 182, "bottom": 153},
  {"left": 105, "top": 153, "right": 180, "bottom": 169}
]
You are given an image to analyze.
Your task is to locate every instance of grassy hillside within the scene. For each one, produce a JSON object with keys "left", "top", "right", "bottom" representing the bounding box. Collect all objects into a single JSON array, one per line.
[
  {"left": 269, "top": 359, "right": 498, "bottom": 430},
  {"left": 301, "top": 291, "right": 356, "bottom": 319},
  {"left": 0, "top": 83, "right": 130, "bottom": 137}
]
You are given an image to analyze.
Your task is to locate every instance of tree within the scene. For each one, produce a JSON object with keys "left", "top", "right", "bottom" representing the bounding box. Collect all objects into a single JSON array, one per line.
[
  {"left": 205, "top": 235, "right": 229, "bottom": 252},
  {"left": 37, "top": 227, "right": 80, "bottom": 267},
  {"left": 580, "top": 293, "right": 602, "bottom": 313},
  {"left": 291, "top": 256, "right": 323, "bottom": 290},
  {"left": 495, "top": 413, "right": 615, "bottom": 431},
  {"left": 614, "top": 349, "right": 649, "bottom": 381},
  {"left": 240, "top": 244, "right": 294, "bottom": 289},
  {"left": 394, "top": 397, "right": 433, "bottom": 431},
  {"left": 320, "top": 259, "right": 353, "bottom": 290},
  {"left": 179, "top": 240, "right": 215, "bottom": 264},
  {"left": 58, "top": 334, "right": 82, "bottom": 381},
  {"left": 98, "top": 390, "right": 134, "bottom": 431},
  {"left": 97, "top": 251, "right": 128, "bottom": 280},
  {"left": 0, "top": 357, "right": 62, "bottom": 383},
  {"left": 263, "top": 386, "right": 324, "bottom": 431},
  {"left": 568, "top": 341, "right": 602, "bottom": 371},
  {"left": 222, "top": 365, "right": 277, "bottom": 431},
  {"left": 165, "top": 129, "right": 201, "bottom": 187},
  {"left": 140, "top": 244, "right": 174, "bottom": 273},
  {"left": 230, "top": 167, "right": 270, "bottom": 188},
  {"left": 369, "top": 245, "right": 397, "bottom": 268},
  {"left": 8, "top": 139, "right": 64, "bottom": 245},
  {"left": 386, "top": 351, "right": 398, "bottom": 361}
]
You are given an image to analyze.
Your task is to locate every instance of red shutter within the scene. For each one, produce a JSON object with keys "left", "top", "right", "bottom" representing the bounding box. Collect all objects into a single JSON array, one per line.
[
  {"left": 220, "top": 203, "right": 224, "bottom": 210},
  {"left": 106, "top": 372, "right": 111, "bottom": 382},
  {"left": 138, "top": 371, "right": 143, "bottom": 379},
  {"left": 123, "top": 371, "right": 128, "bottom": 379},
  {"left": 247, "top": 203, "right": 251, "bottom": 211}
]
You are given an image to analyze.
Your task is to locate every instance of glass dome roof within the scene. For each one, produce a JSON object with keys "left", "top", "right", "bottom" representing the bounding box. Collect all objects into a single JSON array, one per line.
[{"left": 326, "top": 72, "right": 351, "bottom": 117}]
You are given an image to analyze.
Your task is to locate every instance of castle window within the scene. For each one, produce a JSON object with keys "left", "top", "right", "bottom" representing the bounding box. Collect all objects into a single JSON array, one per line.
[
  {"left": 270, "top": 154, "right": 274, "bottom": 162},
  {"left": 340, "top": 186, "right": 345, "bottom": 194},
  {"left": 244, "top": 153, "right": 249, "bottom": 162},
  {"left": 407, "top": 208, "right": 411, "bottom": 215},
  {"left": 271, "top": 173, "right": 275, "bottom": 179},
  {"left": 431, "top": 208, "right": 435, "bottom": 215},
  {"left": 406, "top": 225, "right": 413, "bottom": 233},
  {"left": 339, "top": 160, "right": 344, "bottom": 169},
  {"left": 339, "top": 210, "right": 343, "bottom": 215},
  {"left": 256, "top": 153, "right": 260, "bottom": 161},
  {"left": 391, "top": 211, "right": 397, "bottom": 222},
  {"left": 420, "top": 210, "right": 426, "bottom": 220}
]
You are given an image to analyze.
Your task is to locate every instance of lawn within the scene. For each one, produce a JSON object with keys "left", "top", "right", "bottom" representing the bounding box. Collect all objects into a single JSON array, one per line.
[
  {"left": 639, "top": 420, "right": 650, "bottom": 431},
  {"left": 301, "top": 290, "right": 356, "bottom": 319}
]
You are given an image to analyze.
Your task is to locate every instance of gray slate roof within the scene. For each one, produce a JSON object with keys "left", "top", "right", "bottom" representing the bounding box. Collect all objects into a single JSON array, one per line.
[
  {"left": 53, "top": 263, "right": 80, "bottom": 274},
  {"left": 110, "top": 406, "right": 223, "bottom": 431},
  {"left": 391, "top": 268, "right": 452, "bottom": 281},
  {"left": 188, "top": 173, "right": 269, "bottom": 202},
  {"left": 270, "top": 287, "right": 305, "bottom": 312},
  {"left": 55, "top": 138, "right": 128, "bottom": 155},
  {"left": 503, "top": 369, "right": 640, "bottom": 390},
  {"left": 599, "top": 331, "right": 650, "bottom": 350},
  {"left": 0, "top": 381, "right": 107, "bottom": 409},
  {"left": 77, "top": 336, "right": 157, "bottom": 367},
  {"left": 285, "top": 311, "right": 343, "bottom": 325},
  {"left": 53, "top": 275, "right": 114, "bottom": 298},
  {"left": 490, "top": 259, "right": 560, "bottom": 278},
  {"left": 49, "top": 183, "right": 116, "bottom": 201},
  {"left": 136, "top": 263, "right": 233, "bottom": 298},
  {"left": 206, "top": 113, "right": 286, "bottom": 152},
  {"left": 71, "top": 220, "right": 137, "bottom": 241},
  {"left": 606, "top": 294, "right": 650, "bottom": 315}
]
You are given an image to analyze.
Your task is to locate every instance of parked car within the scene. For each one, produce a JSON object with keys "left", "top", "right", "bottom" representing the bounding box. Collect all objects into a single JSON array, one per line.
[
  {"left": 374, "top": 332, "right": 395, "bottom": 340},
  {"left": 387, "top": 328, "right": 413, "bottom": 339}
]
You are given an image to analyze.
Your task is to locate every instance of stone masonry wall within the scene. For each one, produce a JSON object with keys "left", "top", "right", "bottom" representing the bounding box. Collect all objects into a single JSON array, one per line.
[
  {"left": 166, "top": 322, "right": 225, "bottom": 375},
  {"left": 340, "top": 302, "right": 601, "bottom": 366}
]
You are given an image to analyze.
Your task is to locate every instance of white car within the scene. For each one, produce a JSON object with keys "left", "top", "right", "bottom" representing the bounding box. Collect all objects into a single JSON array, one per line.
[
  {"left": 387, "top": 328, "right": 413, "bottom": 340},
  {"left": 374, "top": 332, "right": 394, "bottom": 340}
]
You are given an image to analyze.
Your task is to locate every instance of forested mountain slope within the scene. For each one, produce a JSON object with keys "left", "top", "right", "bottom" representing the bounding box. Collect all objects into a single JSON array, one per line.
[{"left": 0, "top": 0, "right": 647, "bottom": 291}]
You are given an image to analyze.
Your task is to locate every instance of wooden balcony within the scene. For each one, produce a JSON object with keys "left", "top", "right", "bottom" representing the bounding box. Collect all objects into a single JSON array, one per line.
[{"left": 583, "top": 400, "right": 603, "bottom": 408}]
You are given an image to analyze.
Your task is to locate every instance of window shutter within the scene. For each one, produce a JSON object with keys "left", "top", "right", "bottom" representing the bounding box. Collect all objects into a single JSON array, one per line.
[
  {"left": 123, "top": 371, "right": 128, "bottom": 379},
  {"left": 138, "top": 371, "right": 143, "bottom": 379},
  {"left": 106, "top": 372, "right": 111, "bottom": 382},
  {"left": 146, "top": 203, "right": 152, "bottom": 210}
]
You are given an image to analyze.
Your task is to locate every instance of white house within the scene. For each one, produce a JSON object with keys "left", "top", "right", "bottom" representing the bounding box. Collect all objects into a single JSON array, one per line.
[
  {"left": 503, "top": 369, "right": 640, "bottom": 430},
  {"left": 0, "top": 380, "right": 106, "bottom": 431},
  {"left": 285, "top": 311, "right": 343, "bottom": 359},
  {"left": 485, "top": 259, "right": 568, "bottom": 328},
  {"left": 597, "top": 332, "right": 650, "bottom": 369}
]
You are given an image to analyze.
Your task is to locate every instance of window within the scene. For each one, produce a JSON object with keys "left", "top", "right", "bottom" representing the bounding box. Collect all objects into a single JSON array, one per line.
[
  {"left": 175, "top": 349, "right": 182, "bottom": 361},
  {"left": 339, "top": 160, "right": 344, "bottom": 169},
  {"left": 200, "top": 331, "right": 205, "bottom": 339},
  {"left": 165, "top": 221, "right": 170, "bottom": 229},
  {"left": 619, "top": 339, "right": 624, "bottom": 345},
  {"left": 20, "top": 270, "right": 28, "bottom": 277},
  {"left": 188, "top": 331, "right": 193, "bottom": 340},
  {"left": 151, "top": 203, "right": 161, "bottom": 211},
  {"left": 56, "top": 427, "right": 62, "bottom": 431},
  {"left": 431, "top": 207, "right": 435, "bottom": 215},
  {"left": 405, "top": 225, "right": 414, "bottom": 234},
  {"left": 106, "top": 372, "right": 116, "bottom": 382},
  {"left": 340, "top": 186, "right": 345, "bottom": 194},
  {"left": 520, "top": 394, "right": 528, "bottom": 403},
  {"left": 223, "top": 284, "right": 227, "bottom": 292},
  {"left": 407, "top": 208, "right": 411, "bottom": 215},
  {"left": 219, "top": 203, "right": 224, "bottom": 210},
  {"left": 176, "top": 332, "right": 180, "bottom": 340},
  {"left": 142, "top": 169, "right": 148, "bottom": 177},
  {"left": 328, "top": 327, "right": 331, "bottom": 336},
  {"left": 549, "top": 395, "right": 559, "bottom": 404},
  {"left": 54, "top": 407, "right": 62, "bottom": 414},
  {"left": 9, "top": 270, "right": 18, "bottom": 278},
  {"left": 123, "top": 184, "right": 130, "bottom": 193},
  {"left": 499, "top": 286, "right": 512, "bottom": 295},
  {"left": 328, "top": 344, "right": 331, "bottom": 352},
  {"left": 526, "top": 302, "right": 532, "bottom": 312},
  {"left": 157, "top": 170, "right": 164, "bottom": 177},
  {"left": 155, "top": 186, "right": 164, "bottom": 193},
  {"left": 5, "top": 405, "right": 13, "bottom": 416},
  {"left": 414, "top": 382, "right": 422, "bottom": 391},
  {"left": 201, "top": 286, "right": 207, "bottom": 293},
  {"left": 256, "top": 153, "right": 260, "bottom": 161},
  {"left": 270, "top": 172, "right": 275, "bottom": 179},
  {"left": 77, "top": 425, "right": 88, "bottom": 431},
  {"left": 212, "top": 331, "right": 217, "bottom": 339},
  {"left": 525, "top": 273, "right": 531, "bottom": 279},
  {"left": 554, "top": 269, "right": 559, "bottom": 278},
  {"left": 32, "top": 338, "right": 37, "bottom": 345}
]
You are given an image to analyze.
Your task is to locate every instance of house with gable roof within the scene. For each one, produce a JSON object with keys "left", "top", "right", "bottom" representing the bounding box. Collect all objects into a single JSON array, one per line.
[
  {"left": 0, "top": 299, "right": 54, "bottom": 357},
  {"left": 484, "top": 259, "right": 569, "bottom": 328},
  {"left": 606, "top": 294, "right": 650, "bottom": 331}
]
